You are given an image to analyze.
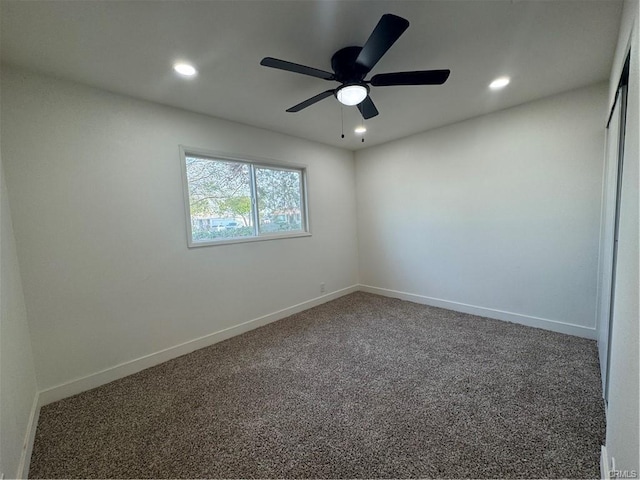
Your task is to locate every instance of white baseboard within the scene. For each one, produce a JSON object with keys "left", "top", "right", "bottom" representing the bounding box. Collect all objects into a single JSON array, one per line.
[
  {"left": 18, "top": 392, "right": 40, "bottom": 479},
  {"left": 359, "top": 285, "right": 597, "bottom": 339},
  {"left": 601, "top": 445, "right": 611, "bottom": 480},
  {"left": 38, "top": 285, "right": 359, "bottom": 406},
  {"left": 24, "top": 283, "right": 599, "bottom": 476},
  {"left": 38, "top": 283, "right": 597, "bottom": 407}
]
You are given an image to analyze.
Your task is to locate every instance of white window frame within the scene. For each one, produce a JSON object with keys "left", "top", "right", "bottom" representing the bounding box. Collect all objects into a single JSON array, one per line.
[{"left": 179, "top": 146, "right": 311, "bottom": 248}]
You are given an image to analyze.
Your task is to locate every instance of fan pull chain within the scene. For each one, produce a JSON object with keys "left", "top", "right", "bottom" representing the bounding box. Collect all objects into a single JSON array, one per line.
[{"left": 341, "top": 105, "right": 344, "bottom": 139}]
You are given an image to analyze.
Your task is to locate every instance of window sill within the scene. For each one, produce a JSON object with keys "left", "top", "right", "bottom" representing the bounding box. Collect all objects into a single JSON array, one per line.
[{"left": 187, "top": 231, "right": 312, "bottom": 248}]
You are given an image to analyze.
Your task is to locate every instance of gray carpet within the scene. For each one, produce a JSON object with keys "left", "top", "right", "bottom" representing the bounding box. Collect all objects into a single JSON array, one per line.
[{"left": 29, "top": 292, "right": 605, "bottom": 479}]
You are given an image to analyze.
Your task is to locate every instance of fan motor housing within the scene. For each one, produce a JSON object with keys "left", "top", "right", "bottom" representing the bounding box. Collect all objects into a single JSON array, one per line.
[{"left": 331, "top": 46, "right": 367, "bottom": 83}]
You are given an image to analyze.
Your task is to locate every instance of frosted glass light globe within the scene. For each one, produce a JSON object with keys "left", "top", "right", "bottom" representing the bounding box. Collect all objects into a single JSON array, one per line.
[{"left": 336, "top": 85, "right": 368, "bottom": 106}]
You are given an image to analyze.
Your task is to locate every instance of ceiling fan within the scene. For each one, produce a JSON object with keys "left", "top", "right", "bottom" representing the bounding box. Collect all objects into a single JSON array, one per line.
[{"left": 260, "top": 13, "right": 450, "bottom": 120}]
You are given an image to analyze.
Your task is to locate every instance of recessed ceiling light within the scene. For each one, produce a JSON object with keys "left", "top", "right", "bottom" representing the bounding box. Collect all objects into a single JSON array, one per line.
[
  {"left": 354, "top": 126, "right": 367, "bottom": 134},
  {"left": 489, "top": 76, "right": 510, "bottom": 90},
  {"left": 174, "top": 62, "right": 197, "bottom": 77}
]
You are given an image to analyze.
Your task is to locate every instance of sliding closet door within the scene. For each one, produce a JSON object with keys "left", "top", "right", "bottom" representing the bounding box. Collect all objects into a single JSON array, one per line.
[{"left": 597, "top": 55, "right": 629, "bottom": 402}]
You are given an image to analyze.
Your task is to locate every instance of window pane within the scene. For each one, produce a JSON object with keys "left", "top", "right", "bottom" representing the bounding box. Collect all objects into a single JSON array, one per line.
[
  {"left": 185, "top": 156, "right": 254, "bottom": 242},
  {"left": 256, "top": 167, "right": 303, "bottom": 234}
]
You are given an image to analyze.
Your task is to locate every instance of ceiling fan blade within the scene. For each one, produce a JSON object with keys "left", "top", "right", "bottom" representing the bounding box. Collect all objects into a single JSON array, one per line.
[
  {"left": 355, "top": 14, "right": 410, "bottom": 74},
  {"left": 286, "top": 89, "right": 335, "bottom": 112},
  {"left": 260, "top": 57, "right": 335, "bottom": 80},
  {"left": 371, "top": 69, "right": 451, "bottom": 86},
  {"left": 357, "top": 96, "right": 379, "bottom": 119}
]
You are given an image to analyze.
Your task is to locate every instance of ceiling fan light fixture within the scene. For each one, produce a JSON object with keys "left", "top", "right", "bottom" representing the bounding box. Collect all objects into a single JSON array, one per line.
[
  {"left": 336, "top": 84, "right": 368, "bottom": 106},
  {"left": 354, "top": 126, "right": 367, "bottom": 134},
  {"left": 260, "top": 14, "right": 450, "bottom": 119}
]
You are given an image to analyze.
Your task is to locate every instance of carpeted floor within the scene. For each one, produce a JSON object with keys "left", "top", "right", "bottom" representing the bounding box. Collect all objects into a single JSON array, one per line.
[{"left": 29, "top": 292, "right": 605, "bottom": 479}]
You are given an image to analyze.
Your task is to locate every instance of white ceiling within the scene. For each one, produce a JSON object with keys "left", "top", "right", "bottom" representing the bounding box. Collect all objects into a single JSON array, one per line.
[{"left": 0, "top": 0, "right": 622, "bottom": 151}]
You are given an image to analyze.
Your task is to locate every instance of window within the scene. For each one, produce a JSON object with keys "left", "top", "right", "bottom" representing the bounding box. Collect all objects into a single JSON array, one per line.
[{"left": 180, "top": 147, "right": 309, "bottom": 247}]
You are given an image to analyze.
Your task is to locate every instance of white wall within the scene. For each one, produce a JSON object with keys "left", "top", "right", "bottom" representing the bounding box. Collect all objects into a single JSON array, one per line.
[
  {"left": 0, "top": 67, "right": 359, "bottom": 394},
  {"left": 0, "top": 161, "right": 39, "bottom": 476},
  {"left": 602, "top": 0, "right": 639, "bottom": 474},
  {"left": 356, "top": 84, "right": 607, "bottom": 338}
]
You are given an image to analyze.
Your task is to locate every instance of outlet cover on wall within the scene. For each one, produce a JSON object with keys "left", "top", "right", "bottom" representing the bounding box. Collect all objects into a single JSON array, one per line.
[{"left": 320, "top": 282, "right": 326, "bottom": 294}]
